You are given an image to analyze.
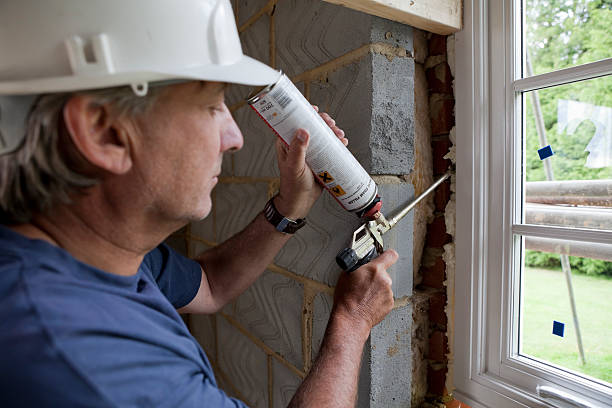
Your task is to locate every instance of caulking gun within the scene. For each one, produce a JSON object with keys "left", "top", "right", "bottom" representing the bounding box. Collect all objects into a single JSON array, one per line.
[{"left": 336, "top": 172, "right": 451, "bottom": 272}]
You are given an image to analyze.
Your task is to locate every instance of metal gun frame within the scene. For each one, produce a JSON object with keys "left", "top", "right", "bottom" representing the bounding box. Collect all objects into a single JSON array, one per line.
[{"left": 341, "top": 172, "right": 451, "bottom": 269}]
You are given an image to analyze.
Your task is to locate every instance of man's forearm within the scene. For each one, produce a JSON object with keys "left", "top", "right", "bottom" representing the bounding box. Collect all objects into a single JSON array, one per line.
[
  {"left": 193, "top": 212, "right": 292, "bottom": 312},
  {"left": 289, "top": 311, "right": 370, "bottom": 408}
]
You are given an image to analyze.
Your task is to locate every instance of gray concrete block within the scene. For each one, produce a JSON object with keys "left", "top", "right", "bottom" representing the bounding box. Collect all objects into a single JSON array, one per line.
[
  {"left": 239, "top": 7, "right": 270, "bottom": 67},
  {"left": 214, "top": 182, "right": 269, "bottom": 242},
  {"left": 274, "top": 192, "right": 362, "bottom": 285},
  {"left": 232, "top": 105, "right": 280, "bottom": 178},
  {"left": 275, "top": 0, "right": 373, "bottom": 77},
  {"left": 370, "top": 53, "right": 415, "bottom": 175},
  {"left": 357, "top": 343, "right": 372, "bottom": 408},
  {"left": 368, "top": 303, "right": 413, "bottom": 407},
  {"left": 190, "top": 314, "right": 216, "bottom": 360},
  {"left": 272, "top": 359, "right": 302, "bottom": 408},
  {"left": 370, "top": 16, "right": 414, "bottom": 51},
  {"left": 224, "top": 270, "right": 304, "bottom": 368},
  {"left": 311, "top": 291, "right": 333, "bottom": 362},
  {"left": 308, "top": 58, "right": 374, "bottom": 174},
  {"left": 217, "top": 316, "right": 269, "bottom": 408},
  {"left": 236, "top": 0, "right": 268, "bottom": 28},
  {"left": 377, "top": 182, "right": 414, "bottom": 298}
]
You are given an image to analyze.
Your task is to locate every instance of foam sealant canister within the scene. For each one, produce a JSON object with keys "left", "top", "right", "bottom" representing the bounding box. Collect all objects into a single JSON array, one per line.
[{"left": 247, "top": 73, "right": 379, "bottom": 216}]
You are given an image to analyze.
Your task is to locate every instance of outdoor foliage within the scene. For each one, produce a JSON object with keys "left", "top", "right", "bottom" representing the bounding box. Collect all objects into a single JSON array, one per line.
[
  {"left": 525, "top": 249, "right": 612, "bottom": 277},
  {"left": 523, "top": 0, "right": 612, "bottom": 277}
]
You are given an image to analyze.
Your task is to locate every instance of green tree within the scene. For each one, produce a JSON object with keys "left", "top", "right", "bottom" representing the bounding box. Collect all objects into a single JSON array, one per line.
[{"left": 523, "top": 0, "right": 612, "bottom": 276}]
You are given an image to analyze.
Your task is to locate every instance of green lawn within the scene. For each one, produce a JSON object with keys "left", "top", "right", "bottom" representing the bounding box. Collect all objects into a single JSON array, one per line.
[{"left": 521, "top": 267, "right": 612, "bottom": 384}]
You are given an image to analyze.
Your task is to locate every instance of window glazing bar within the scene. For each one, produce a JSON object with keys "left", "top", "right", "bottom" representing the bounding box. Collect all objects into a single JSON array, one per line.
[
  {"left": 513, "top": 59, "right": 612, "bottom": 92},
  {"left": 512, "top": 224, "right": 612, "bottom": 245}
]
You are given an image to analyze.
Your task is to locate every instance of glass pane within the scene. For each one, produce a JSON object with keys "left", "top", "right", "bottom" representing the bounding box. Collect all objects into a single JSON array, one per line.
[
  {"left": 523, "top": 76, "right": 612, "bottom": 230},
  {"left": 519, "top": 236, "right": 612, "bottom": 385},
  {"left": 524, "top": 0, "right": 612, "bottom": 77}
]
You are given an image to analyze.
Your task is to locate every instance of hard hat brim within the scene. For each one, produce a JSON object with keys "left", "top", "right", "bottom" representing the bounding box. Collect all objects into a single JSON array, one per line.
[
  {"left": 177, "top": 55, "right": 282, "bottom": 86},
  {"left": 0, "top": 56, "right": 281, "bottom": 95}
]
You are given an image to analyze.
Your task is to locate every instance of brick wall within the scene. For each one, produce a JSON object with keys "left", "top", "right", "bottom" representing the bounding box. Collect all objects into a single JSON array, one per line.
[
  {"left": 412, "top": 33, "right": 466, "bottom": 408},
  {"left": 165, "top": 1, "right": 448, "bottom": 407}
]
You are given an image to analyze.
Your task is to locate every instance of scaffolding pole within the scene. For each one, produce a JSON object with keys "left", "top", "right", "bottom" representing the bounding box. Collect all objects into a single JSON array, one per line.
[{"left": 526, "top": 55, "right": 586, "bottom": 365}]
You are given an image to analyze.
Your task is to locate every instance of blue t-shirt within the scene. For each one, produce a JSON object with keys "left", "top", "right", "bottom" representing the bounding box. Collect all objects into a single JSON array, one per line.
[{"left": 0, "top": 225, "right": 247, "bottom": 407}]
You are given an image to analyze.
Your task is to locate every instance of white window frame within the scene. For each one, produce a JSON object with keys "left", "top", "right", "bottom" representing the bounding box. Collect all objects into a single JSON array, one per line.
[{"left": 454, "top": 0, "right": 612, "bottom": 407}]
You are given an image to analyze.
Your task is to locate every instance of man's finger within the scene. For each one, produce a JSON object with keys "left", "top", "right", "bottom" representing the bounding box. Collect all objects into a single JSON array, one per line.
[{"left": 372, "top": 249, "right": 399, "bottom": 270}]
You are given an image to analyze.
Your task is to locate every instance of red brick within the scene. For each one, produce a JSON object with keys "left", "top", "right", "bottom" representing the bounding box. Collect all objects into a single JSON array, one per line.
[
  {"left": 426, "top": 215, "right": 451, "bottom": 248},
  {"left": 428, "top": 34, "right": 447, "bottom": 56},
  {"left": 434, "top": 179, "right": 451, "bottom": 211},
  {"left": 427, "top": 365, "right": 447, "bottom": 396},
  {"left": 429, "top": 292, "right": 448, "bottom": 325},
  {"left": 426, "top": 62, "right": 453, "bottom": 94},
  {"left": 422, "top": 256, "right": 446, "bottom": 289},
  {"left": 428, "top": 330, "right": 448, "bottom": 361},
  {"left": 430, "top": 96, "right": 455, "bottom": 136},
  {"left": 432, "top": 138, "right": 451, "bottom": 174}
]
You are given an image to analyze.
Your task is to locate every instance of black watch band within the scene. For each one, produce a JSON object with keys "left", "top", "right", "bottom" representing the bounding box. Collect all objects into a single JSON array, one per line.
[{"left": 263, "top": 197, "right": 306, "bottom": 234}]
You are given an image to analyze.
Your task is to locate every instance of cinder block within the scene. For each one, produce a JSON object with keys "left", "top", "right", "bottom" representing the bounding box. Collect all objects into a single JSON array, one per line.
[
  {"left": 214, "top": 182, "right": 269, "bottom": 242},
  {"left": 367, "top": 303, "right": 413, "bottom": 407},
  {"left": 308, "top": 55, "right": 414, "bottom": 176},
  {"left": 309, "top": 58, "right": 374, "bottom": 174},
  {"left": 274, "top": 192, "right": 361, "bottom": 286},
  {"left": 272, "top": 359, "right": 302, "bottom": 408},
  {"left": 370, "top": 53, "right": 415, "bottom": 175},
  {"left": 311, "top": 291, "right": 333, "bottom": 362},
  {"left": 231, "top": 105, "right": 280, "bottom": 178},
  {"left": 370, "top": 16, "right": 413, "bottom": 51},
  {"left": 190, "top": 314, "right": 216, "bottom": 360},
  {"left": 377, "top": 182, "right": 414, "bottom": 298},
  {"left": 236, "top": 0, "right": 268, "bottom": 28},
  {"left": 224, "top": 270, "right": 304, "bottom": 368},
  {"left": 217, "top": 316, "right": 269, "bottom": 408},
  {"left": 239, "top": 7, "right": 269, "bottom": 66},
  {"left": 275, "top": 0, "right": 373, "bottom": 77}
]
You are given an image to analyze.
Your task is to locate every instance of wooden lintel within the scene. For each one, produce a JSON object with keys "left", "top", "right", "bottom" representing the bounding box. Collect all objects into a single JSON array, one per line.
[{"left": 322, "top": 0, "right": 462, "bottom": 35}]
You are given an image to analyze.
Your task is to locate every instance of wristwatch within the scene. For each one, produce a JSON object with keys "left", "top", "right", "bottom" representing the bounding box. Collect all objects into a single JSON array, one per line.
[{"left": 263, "top": 196, "right": 306, "bottom": 234}]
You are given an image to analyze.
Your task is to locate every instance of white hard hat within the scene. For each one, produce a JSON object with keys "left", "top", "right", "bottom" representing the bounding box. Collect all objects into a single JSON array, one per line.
[
  {"left": 0, "top": 0, "right": 280, "bottom": 155},
  {"left": 0, "top": 0, "right": 280, "bottom": 95}
]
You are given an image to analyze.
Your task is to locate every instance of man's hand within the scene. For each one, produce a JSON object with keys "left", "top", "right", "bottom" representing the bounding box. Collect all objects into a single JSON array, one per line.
[
  {"left": 288, "top": 250, "right": 398, "bottom": 407},
  {"left": 332, "top": 249, "right": 398, "bottom": 335},
  {"left": 274, "top": 107, "right": 347, "bottom": 220}
]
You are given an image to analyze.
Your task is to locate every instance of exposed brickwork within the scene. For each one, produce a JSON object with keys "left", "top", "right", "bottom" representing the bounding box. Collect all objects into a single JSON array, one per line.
[
  {"left": 415, "top": 32, "right": 456, "bottom": 407},
  {"left": 434, "top": 180, "right": 451, "bottom": 212},
  {"left": 426, "top": 63, "right": 453, "bottom": 94},
  {"left": 426, "top": 216, "right": 451, "bottom": 249},
  {"left": 428, "top": 292, "right": 447, "bottom": 326},
  {"left": 428, "top": 34, "right": 447, "bottom": 56}
]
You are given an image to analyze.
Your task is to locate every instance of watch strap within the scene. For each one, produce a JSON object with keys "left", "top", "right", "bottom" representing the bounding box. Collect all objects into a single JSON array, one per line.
[{"left": 263, "top": 197, "right": 306, "bottom": 234}]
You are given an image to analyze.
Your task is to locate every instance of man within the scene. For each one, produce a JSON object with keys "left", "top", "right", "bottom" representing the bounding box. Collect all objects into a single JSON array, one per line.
[{"left": 0, "top": 1, "right": 397, "bottom": 407}]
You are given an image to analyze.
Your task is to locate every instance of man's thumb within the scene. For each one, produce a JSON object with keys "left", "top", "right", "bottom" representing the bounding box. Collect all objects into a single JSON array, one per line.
[{"left": 289, "top": 129, "right": 309, "bottom": 164}]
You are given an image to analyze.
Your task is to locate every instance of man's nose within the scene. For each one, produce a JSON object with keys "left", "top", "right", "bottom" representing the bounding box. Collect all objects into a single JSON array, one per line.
[{"left": 220, "top": 104, "right": 244, "bottom": 152}]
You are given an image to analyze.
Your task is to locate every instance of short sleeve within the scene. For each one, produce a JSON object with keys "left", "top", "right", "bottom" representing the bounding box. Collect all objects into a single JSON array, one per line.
[{"left": 141, "top": 244, "right": 202, "bottom": 309}]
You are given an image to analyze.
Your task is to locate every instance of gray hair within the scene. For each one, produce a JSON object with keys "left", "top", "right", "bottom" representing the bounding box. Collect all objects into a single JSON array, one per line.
[{"left": 0, "top": 86, "right": 162, "bottom": 224}]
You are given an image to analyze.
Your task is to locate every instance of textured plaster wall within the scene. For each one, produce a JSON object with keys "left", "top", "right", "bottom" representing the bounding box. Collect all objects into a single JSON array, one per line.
[{"left": 167, "top": 1, "right": 428, "bottom": 407}]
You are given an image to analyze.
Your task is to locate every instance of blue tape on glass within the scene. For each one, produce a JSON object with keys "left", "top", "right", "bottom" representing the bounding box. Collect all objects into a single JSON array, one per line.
[
  {"left": 538, "top": 145, "right": 554, "bottom": 160},
  {"left": 552, "top": 321, "right": 565, "bottom": 337}
]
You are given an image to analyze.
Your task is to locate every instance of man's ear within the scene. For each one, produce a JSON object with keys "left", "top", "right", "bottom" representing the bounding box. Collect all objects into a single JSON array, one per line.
[{"left": 63, "top": 95, "right": 133, "bottom": 175}]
